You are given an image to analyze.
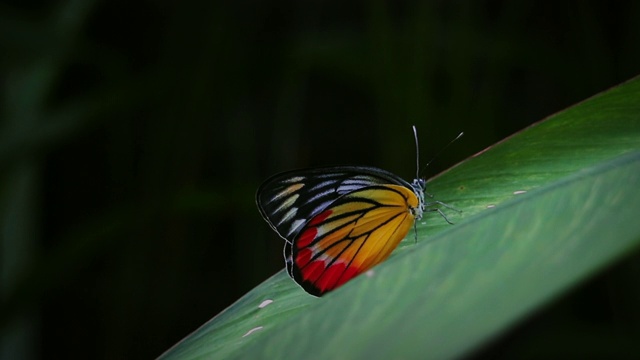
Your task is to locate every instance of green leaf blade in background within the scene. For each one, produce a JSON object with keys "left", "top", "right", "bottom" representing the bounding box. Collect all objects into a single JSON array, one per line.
[
  {"left": 160, "top": 77, "right": 640, "bottom": 359},
  {"left": 160, "top": 272, "right": 319, "bottom": 359}
]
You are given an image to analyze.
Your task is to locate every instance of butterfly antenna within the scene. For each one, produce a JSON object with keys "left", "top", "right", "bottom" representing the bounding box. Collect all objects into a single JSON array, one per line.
[
  {"left": 419, "top": 131, "right": 464, "bottom": 175},
  {"left": 412, "top": 125, "right": 420, "bottom": 179}
]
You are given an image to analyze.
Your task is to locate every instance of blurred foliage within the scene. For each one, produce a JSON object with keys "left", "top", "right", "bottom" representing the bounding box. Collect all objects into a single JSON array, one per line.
[{"left": 1, "top": 0, "right": 639, "bottom": 358}]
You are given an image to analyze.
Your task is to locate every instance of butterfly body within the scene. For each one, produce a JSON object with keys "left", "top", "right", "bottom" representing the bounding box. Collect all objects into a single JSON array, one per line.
[{"left": 256, "top": 166, "right": 428, "bottom": 296}]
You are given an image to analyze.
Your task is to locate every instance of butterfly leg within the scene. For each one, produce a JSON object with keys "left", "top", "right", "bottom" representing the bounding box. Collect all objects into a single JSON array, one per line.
[
  {"left": 427, "top": 200, "right": 461, "bottom": 212},
  {"left": 425, "top": 207, "right": 456, "bottom": 224}
]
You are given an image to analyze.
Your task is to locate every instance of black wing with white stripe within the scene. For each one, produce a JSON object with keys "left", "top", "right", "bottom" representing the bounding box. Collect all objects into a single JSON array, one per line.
[{"left": 256, "top": 166, "right": 412, "bottom": 242}]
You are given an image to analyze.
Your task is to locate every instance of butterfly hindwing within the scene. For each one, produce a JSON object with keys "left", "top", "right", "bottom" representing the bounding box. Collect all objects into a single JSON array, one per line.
[{"left": 291, "top": 184, "right": 419, "bottom": 296}]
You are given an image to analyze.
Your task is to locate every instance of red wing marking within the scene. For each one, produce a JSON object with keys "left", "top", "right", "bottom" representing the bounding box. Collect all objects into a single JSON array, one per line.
[
  {"left": 297, "top": 228, "right": 318, "bottom": 249},
  {"left": 297, "top": 209, "right": 332, "bottom": 248},
  {"left": 308, "top": 209, "right": 333, "bottom": 226},
  {"left": 319, "top": 262, "right": 359, "bottom": 290}
]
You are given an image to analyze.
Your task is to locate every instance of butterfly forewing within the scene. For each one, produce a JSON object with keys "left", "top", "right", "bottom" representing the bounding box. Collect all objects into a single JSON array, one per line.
[{"left": 256, "top": 167, "right": 413, "bottom": 241}]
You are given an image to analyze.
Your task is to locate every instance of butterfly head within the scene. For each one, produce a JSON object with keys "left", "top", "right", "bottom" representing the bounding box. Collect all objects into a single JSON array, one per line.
[{"left": 410, "top": 178, "right": 427, "bottom": 221}]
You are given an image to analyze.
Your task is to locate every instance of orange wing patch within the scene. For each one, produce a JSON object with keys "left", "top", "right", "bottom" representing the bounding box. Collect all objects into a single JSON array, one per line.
[{"left": 292, "top": 184, "right": 419, "bottom": 296}]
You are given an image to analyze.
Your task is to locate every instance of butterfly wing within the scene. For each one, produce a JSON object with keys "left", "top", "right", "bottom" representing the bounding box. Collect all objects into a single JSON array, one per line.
[
  {"left": 292, "top": 184, "right": 419, "bottom": 296},
  {"left": 256, "top": 167, "right": 419, "bottom": 296}
]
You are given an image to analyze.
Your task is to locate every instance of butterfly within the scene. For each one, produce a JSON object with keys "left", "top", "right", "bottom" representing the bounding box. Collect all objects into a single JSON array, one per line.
[{"left": 256, "top": 128, "right": 459, "bottom": 296}]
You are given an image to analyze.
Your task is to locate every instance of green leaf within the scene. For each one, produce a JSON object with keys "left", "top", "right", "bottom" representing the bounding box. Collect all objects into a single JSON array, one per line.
[{"left": 159, "top": 77, "right": 640, "bottom": 359}]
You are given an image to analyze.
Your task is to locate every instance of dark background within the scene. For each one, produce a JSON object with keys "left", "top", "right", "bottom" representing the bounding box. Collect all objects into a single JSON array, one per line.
[{"left": 2, "top": 1, "right": 640, "bottom": 358}]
